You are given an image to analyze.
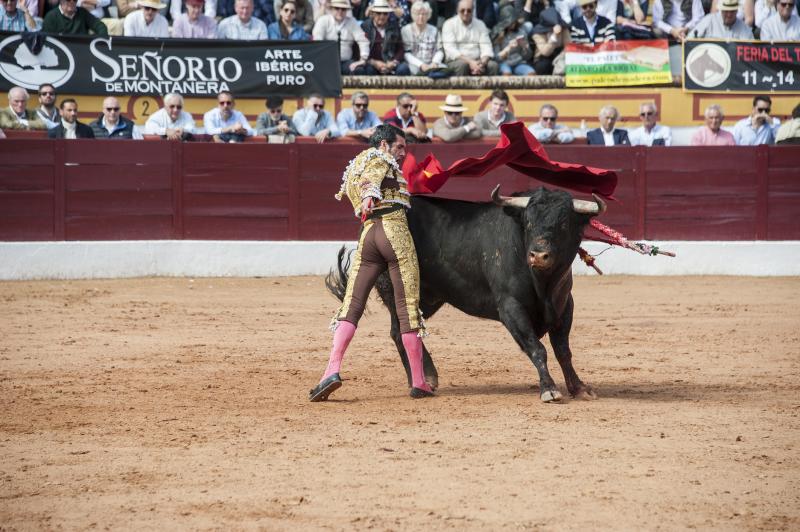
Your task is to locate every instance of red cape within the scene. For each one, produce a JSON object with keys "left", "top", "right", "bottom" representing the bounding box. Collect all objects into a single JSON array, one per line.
[{"left": 403, "top": 121, "right": 617, "bottom": 198}]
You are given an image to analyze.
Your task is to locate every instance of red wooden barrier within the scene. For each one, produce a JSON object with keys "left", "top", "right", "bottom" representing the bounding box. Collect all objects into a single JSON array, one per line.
[{"left": 1, "top": 139, "right": 799, "bottom": 242}]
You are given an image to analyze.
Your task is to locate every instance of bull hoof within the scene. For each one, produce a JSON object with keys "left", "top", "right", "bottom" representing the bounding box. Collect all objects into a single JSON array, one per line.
[
  {"left": 573, "top": 385, "right": 598, "bottom": 401},
  {"left": 540, "top": 389, "right": 563, "bottom": 403}
]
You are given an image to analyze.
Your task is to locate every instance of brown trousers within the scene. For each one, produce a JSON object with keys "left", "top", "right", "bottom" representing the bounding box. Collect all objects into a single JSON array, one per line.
[{"left": 335, "top": 209, "right": 423, "bottom": 333}]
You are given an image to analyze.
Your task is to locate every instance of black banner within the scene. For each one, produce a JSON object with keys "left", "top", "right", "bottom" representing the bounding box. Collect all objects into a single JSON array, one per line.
[
  {"left": 0, "top": 31, "right": 342, "bottom": 98},
  {"left": 683, "top": 39, "right": 800, "bottom": 93}
]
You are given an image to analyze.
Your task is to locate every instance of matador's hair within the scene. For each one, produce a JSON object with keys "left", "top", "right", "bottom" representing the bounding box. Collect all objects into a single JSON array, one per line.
[{"left": 369, "top": 124, "right": 405, "bottom": 148}]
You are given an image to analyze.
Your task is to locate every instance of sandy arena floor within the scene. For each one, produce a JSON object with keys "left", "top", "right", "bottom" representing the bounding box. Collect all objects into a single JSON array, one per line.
[{"left": 1, "top": 275, "right": 798, "bottom": 530}]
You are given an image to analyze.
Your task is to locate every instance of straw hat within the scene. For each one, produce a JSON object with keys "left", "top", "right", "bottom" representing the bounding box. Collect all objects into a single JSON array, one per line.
[
  {"left": 718, "top": 0, "right": 739, "bottom": 10},
  {"left": 329, "top": 0, "right": 351, "bottom": 8},
  {"left": 370, "top": 0, "right": 393, "bottom": 13},
  {"left": 139, "top": 0, "right": 167, "bottom": 9},
  {"left": 439, "top": 94, "right": 468, "bottom": 113},
  {"left": 578, "top": 0, "right": 596, "bottom": 6}
]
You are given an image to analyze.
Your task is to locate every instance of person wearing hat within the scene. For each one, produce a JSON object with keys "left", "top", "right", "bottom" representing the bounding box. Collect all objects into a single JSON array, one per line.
[
  {"left": 255, "top": 96, "right": 299, "bottom": 141},
  {"left": 360, "top": 0, "right": 410, "bottom": 75},
  {"left": 531, "top": 7, "right": 567, "bottom": 75},
  {"left": 432, "top": 94, "right": 482, "bottom": 142},
  {"left": 441, "top": 0, "right": 499, "bottom": 76},
  {"left": 42, "top": 0, "right": 109, "bottom": 34},
  {"left": 173, "top": 0, "right": 218, "bottom": 38},
  {"left": 123, "top": 0, "right": 169, "bottom": 36},
  {"left": 217, "top": 0, "right": 268, "bottom": 39},
  {"left": 569, "top": 0, "right": 616, "bottom": 44},
  {"left": 760, "top": 0, "right": 800, "bottom": 40},
  {"left": 492, "top": 3, "right": 535, "bottom": 76},
  {"left": 366, "top": 0, "right": 410, "bottom": 26},
  {"left": 312, "top": 0, "right": 371, "bottom": 74},
  {"left": 689, "top": 0, "right": 754, "bottom": 37}
]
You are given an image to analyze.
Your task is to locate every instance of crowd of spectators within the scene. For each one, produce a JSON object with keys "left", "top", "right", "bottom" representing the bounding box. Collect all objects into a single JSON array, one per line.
[
  {"left": 2, "top": 85, "right": 798, "bottom": 145},
  {"left": 5, "top": 0, "right": 796, "bottom": 79}
]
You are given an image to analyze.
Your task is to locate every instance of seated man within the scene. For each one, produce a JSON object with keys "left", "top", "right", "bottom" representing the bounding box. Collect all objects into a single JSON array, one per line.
[
  {"left": 360, "top": 0, "right": 410, "bottom": 75},
  {"left": 441, "top": 0, "right": 499, "bottom": 76},
  {"left": 529, "top": 104, "right": 574, "bottom": 144},
  {"left": 89, "top": 97, "right": 141, "bottom": 139},
  {"left": 570, "top": 0, "right": 616, "bottom": 44},
  {"left": 42, "top": 0, "right": 108, "bottom": 34},
  {"left": 587, "top": 105, "right": 630, "bottom": 145},
  {"left": 775, "top": 103, "right": 800, "bottom": 145},
  {"left": 689, "top": 0, "right": 753, "bottom": 38},
  {"left": 760, "top": 0, "right": 800, "bottom": 40},
  {"left": 35, "top": 84, "right": 59, "bottom": 129},
  {"left": 312, "top": 0, "right": 370, "bottom": 75},
  {"left": 652, "top": 0, "right": 703, "bottom": 42},
  {"left": 473, "top": 89, "right": 515, "bottom": 137},
  {"left": 217, "top": 0, "right": 268, "bottom": 39},
  {"left": 172, "top": 0, "right": 218, "bottom": 38},
  {"left": 0, "top": 0, "right": 39, "bottom": 31},
  {"left": 203, "top": 90, "right": 255, "bottom": 143},
  {"left": 691, "top": 104, "right": 735, "bottom": 146},
  {"left": 123, "top": 0, "right": 169, "bottom": 37},
  {"left": 733, "top": 95, "right": 777, "bottom": 146},
  {"left": 48, "top": 99, "right": 95, "bottom": 139},
  {"left": 255, "top": 96, "right": 299, "bottom": 142},
  {"left": 144, "top": 93, "right": 196, "bottom": 140},
  {"left": 432, "top": 94, "right": 481, "bottom": 142},
  {"left": 382, "top": 92, "right": 428, "bottom": 142},
  {"left": 629, "top": 101, "right": 671, "bottom": 146},
  {"left": 0, "top": 87, "right": 48, "bottom": 131},
  {"left": 293, "top": 93, "right": 340, "bottom": 143},
  {"left": 77, "top": 0, "right": 123, "bottom": 35},
  {"left": 336, "top": 91, "right": 381, "bottom": 141}
]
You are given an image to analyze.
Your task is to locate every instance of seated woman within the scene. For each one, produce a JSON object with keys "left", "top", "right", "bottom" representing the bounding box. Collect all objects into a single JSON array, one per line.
[
  {"left": 400, "top": 0, "right": 447, "bottom": 76},
  {"left": 531, "top": 7, "right": 568, "bottom": 75},
  {"left": 268, "top": 0, "right": 312, "bottom": 39},
  {"left": 492, "top": 3, "right": 535, "bottom": 76}
]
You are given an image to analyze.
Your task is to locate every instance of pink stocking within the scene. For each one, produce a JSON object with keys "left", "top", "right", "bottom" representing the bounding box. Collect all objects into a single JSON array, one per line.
[
  {"left": 321, "top": 320, "right": 356, "bottom": 382},
  {"left": 402, "top": 332, "right": 432, "bottom": 392}
]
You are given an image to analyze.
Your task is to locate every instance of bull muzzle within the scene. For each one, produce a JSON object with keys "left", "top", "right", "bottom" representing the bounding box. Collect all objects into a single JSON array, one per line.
[
  {"left": 491, "top": 185, "right": 607, "bottom": 215},
  {"left": 528, "top": 249, "right": 553, "bottom": 270}
]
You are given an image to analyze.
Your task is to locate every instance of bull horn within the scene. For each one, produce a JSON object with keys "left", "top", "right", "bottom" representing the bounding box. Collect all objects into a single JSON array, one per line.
[
  {"left": 572, "top": 194, "right": 607, "bottom": 215},
  {"left": 491, "top": 185, "right": 529, "bottom": 209}
]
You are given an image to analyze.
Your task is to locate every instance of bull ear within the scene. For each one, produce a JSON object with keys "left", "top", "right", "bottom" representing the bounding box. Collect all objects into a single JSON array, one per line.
[
  {"left": 572, "top": 194, "right": 607, "bottom": 215},
  {"left": 491, "top": 184, "right": 529, "bottom": 209}
]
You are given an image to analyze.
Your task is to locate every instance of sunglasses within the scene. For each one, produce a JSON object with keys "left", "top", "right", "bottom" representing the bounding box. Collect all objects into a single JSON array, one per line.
[
  {"left": 445, "top": 111, "right": 461, "bottom": 116},
  {"left": 105, "top": 107, "right": 120, "bottom": 111},
  {"left": 333, "top": 6, "right": 347, "bottom": 10},
  {"left": 219, "top": 101, "right": 233, "bottom": 106},
  {"left": 168, "top": 104, "right": 183, "bottom": 109},
  {"left": 541, "top": 116, "right": 556, "bottom": 121},
  {"left": 756, "top": 106, "right": 771, "bottom": 113},
  {"left": 282, "top": 8, "right": 295, "bottom": 12},
  {"left": 401, "top": 103, "right": 414, "bottom": 109},
  {"left": 353, "top": 103, "right": 368, "bottom": 108},
  {"left": 269, "top": 107, "right": 283, "bottom": 113},
  {"left": 143, "top": 6, "right": 157, "bottom": 10},
  {"left": 40, "top": 91, "right": 55, "bottom": 96},
  {"left": 640, "top": 111, "right": 655, "bottom": 117},
  {"left": 459, "top": 8, "right": 472, "bottom": 13},
  {"left": 312, "top": 103, "right": 324, "bottom": 109},
  {"left": 778, "top": 2, "right": 794, "bottom": 6}
]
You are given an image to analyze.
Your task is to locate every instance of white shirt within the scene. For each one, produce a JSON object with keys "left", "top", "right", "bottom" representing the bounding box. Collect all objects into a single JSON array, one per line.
[
  {"left": 123, "top": 10, "right": 170, "bottom": 37},
  {"left": 629, "top": 124, "right": 672, "bottom": 146},
  {"left": 653, "top": 0, "right": 704, "bottom": 33},
  {"left": 760, "top": 13, "right": 800, "bottom": 40},
  {"left": 144, "top": 108, "right": 197, "bottom": 136},
  {"left": 312, "top": 15, "right": 369, "bottom": 61},
  {"left": 202, "top": 107, "right": 255, "bottom": 136},
  {"left": 602, "top": 129, "right": 615, "bottom": 146},
  {"left": 77, "top": 0, "right": 110, "bottom": 19},
  {"left": 61, "top": 119, "right": 76, "bottom": 139},
  {"left": 169, "top": 0, "right": 217, "bottom": 22},
  {"left": 217, "top": 14, "right": 268, "bottom": 40},
  {"left": 441, "top": 15, "right": 493, "bottom": 62}
]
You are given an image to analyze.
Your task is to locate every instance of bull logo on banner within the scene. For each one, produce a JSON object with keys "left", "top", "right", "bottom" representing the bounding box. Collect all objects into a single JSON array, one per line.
[{"left": 0, "top": 34, "right": 75, "bottom": 90}]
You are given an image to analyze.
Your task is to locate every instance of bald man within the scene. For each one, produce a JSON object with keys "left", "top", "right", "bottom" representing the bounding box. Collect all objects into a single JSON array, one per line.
[{"left": 89, "top": 97, "right": 140, "bottom": 139}]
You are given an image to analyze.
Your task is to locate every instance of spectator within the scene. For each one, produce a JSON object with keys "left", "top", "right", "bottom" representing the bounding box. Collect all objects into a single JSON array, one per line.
[
  {"left": 268, "top": 0, "right": 310, "bottom": 37},
  {"left": 293, "top": 93, "right": 340, "bottom": 143},
  {"left": 616, "top": 0, "right": 655, "bottom": 39},
  {"left": 77, "top": 0, "right": 123, "bottom": 35},
  {"left": 218, "top": 0, "right": 276, "bottom": 25},
  {"left": 1, "top": 0, "right": 39, "bottom": 31},
  {"left": 89, "top": 97, "right": 140, "bottom": 139},
  {"left": 733, "top": 95, "right": 777, "bottom": 145},
  {"left": 629, "top": 101, "right": 671, "bottom": 146},
  {"left": 690, "top": 0, "right": 754, "bottom": 37},
  {"left": 570, "top": 0, "right": 616, "bottom": 43},
  {"left": 19, "top": 0, "right": 38, "bottom": 17},
  {"left": 169, "top": 0, "right": 220, "bottom": 25},
  {"left": 401, "top": 0, "right": 446, "bottom": 76},
  {"left": 255, "top": 96, "right": 299, "bottom": 141},
  {"left": 144, "top": 93, "right": 196, "bottom": 140},
  {"left": 337, "top": 91, "right": 382, "bottom": 140},
  {"left": 441, "top": 0, "right": 499, "bottom": 75},
  {"left": 432, "top": 94, "right": 481, "bottom": 142},
  {"left": 312, "top": 0, "right": 370, "bottom": 74},
  {"left": 473, "top": 89, "right": 516, "bottom": 136},
  {"left": 47, "top": 99, "right": 95, "bottom": 139},
  {"left": 366, "top": 0, "right": 410, "bottom": 26},
  {"left": 520, "top": 0, "right": 549, "bottom": 27},
  {"left": 586, "top": 105, "right": 630, "bottom": 145},
  {"left": 775, "top": 103, "right": 800, "bottom": 145},
  {"left": 42, "top": 0, "right": 109, "bottom": 34},
  {"left": 493, "top": 3, "right": 535, "bottom": 76},
  {"left": 710, "top": 0, "right": 754, "bottom": 26},
  {"left": 529, "top": 103, "right": 575, "bottom": 144},
  {"left": 531, "top": 7, "right": 568, "bottom": 75},
  {"left": 759, "top": 0, "right": 799, "bottom": 39},
  {"left": 360, "top": 0, "right": 410, "bottom": 75},
  {"left": 275, "top": 0, "right": 313, "bottom": 31},
  {"left": 203, "top": 91, "right": 254, "bottom": 143},
  {"left": 382, "top": 91, "right": 428, "bottom": 142},
  {"left": 172, "top": 0, "right": 218, "bottom": 38},
  {"left": 690, "top": 104, "right": 735, "bottom": 146},
  {"left": 556, "top": 0, "right": 619, "bottom": 24},
  {"left": 124, "top": 0, "right": 169, "bottom": 36},
  {"left": 0, "top": 87, "right": 48, "bottom": 131},
  {"left": 35, "top": 84, "right": 60, "bottom": 129},
  {"left": 217, "top": 0, "right": 268, "bottom": 39},
  {"left": 754, "top": 0, "right": 777, "bottom": 28},
  {"left": 652, "top": 0, "right": 703, "bottom": 41}
]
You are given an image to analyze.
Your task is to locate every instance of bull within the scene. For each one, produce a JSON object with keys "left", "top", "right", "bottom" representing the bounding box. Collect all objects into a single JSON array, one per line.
[{"left": 327, "top": 185, "right": 606, "bottom": 402}]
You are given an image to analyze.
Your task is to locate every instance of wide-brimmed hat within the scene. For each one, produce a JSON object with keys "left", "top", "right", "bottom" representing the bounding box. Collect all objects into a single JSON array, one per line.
[
  {"left": 330, "top": 0, "right": 351, "bottom": 8},
  {"left": 139, "top": 0, "right": 167, "bottom": 9},
  {"left": 533, "top": 7, "right": 562, "bottom": 33},
  {"left": 718, "top": 0, "right": 739, "bottom": 10},
  {"left": 578, "top": 0, "right": 596, "bottom": 6},
  {"left": 370, "top": 0, "right": 393, "bottom": 13},
  {"left": 439, "top": 94, "right": 468, "bottom": 113}
]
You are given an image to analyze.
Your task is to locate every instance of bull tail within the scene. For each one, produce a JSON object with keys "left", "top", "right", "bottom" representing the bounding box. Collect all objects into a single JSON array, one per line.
[{"left": 325, "top": 246, "right": 352, "bottom": 302}]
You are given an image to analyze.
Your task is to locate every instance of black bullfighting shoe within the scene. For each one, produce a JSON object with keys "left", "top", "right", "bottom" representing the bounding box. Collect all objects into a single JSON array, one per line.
[
  {"left": 409, "top": 387, "right": 435, "bottom": 399},
  {"left": 309, "top": 373, "right": 342, "bottom": 402}
]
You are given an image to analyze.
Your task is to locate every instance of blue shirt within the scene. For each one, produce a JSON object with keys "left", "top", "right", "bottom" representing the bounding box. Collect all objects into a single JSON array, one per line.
[
  {"left": 266, "top": 21, "right": 310, "bottom": 40},
  {"left": 336, "top": 108, "right": 381, "bottom": 135},
  {"left": 733, "top": 117, "right": 777, "bottom": 146},
  {"left": 293, "top": 108, "right": 341, "bottom": 137},
  {"left": 0, "top": 10, "right": 37, "bottom": 31}
]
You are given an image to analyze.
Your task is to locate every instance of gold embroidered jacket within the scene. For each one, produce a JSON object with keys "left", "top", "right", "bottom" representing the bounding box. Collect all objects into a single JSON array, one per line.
[{"left": 335, "top": 147, "right": 411, "bottom": 217}]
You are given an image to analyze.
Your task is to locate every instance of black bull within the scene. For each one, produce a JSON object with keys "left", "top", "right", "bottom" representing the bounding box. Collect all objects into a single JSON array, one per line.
[{"left": 327, "top": 186, "right": 606, "bottom": 402}]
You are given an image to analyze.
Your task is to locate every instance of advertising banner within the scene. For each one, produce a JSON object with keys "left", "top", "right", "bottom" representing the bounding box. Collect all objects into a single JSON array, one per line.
[
  {"left": 565, "top": 39, "right": 672, "bottom": 87},
  {"left": 683, "top": 39, "right": 800, "bottom": 93},
  {"left": 0, "top": 31, "right": 342, "bottom": 98}
]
